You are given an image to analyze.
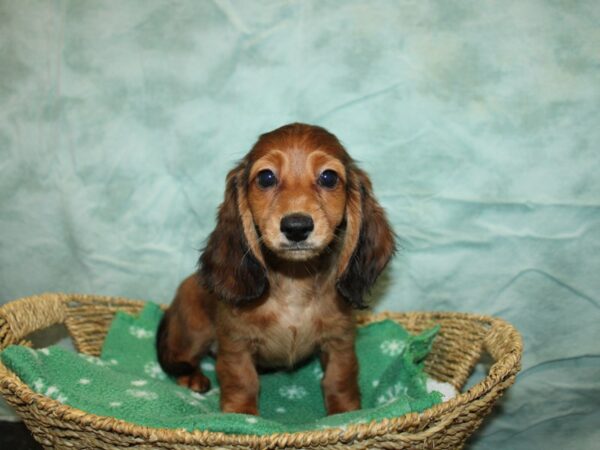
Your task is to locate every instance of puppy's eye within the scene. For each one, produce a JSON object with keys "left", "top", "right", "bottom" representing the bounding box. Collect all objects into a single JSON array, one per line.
[
  {"left": 317, "top": 170, "right": 339, "bottom": 189},
  {"left": 257, "top": 169, "right": 278, "bottom": 189}
]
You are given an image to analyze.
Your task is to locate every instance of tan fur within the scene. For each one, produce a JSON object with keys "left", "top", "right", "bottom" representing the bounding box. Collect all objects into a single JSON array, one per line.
[{"left": 157, "top": 123, "right": 395, "bottom": 415}]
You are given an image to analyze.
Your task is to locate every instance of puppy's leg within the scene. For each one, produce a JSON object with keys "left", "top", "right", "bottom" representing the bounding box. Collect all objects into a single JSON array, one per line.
[
  {"left": 216, "top": 340, "right": 259, "bottom": 415},
  {"left": 156, "top": 275, "right": 216, "bottom": 393},
  {"left": 320, "top": 338, "right": 361, "bottom": 415}
]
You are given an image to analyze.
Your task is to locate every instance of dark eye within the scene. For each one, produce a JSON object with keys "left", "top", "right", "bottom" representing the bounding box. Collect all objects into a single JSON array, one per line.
[
  {"left": 318, "top": 170, "right": 339, "bottom": 189},
  {"left": 257, "top": 169, "right": 277, "bottom": 188}
]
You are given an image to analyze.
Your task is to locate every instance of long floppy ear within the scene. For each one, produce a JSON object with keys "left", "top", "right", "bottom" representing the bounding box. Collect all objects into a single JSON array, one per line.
[
  {"left": 199, "top": 165, "right": 268, "bottom": 304},
  {"left": 336, "top": 167, "right": 396, "bottom": 308}
]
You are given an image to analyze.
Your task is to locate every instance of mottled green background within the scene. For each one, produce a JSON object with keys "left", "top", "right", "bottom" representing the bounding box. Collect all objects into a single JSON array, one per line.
[{"left": 0, "top": 1, "right": 599, "bottom": 448}]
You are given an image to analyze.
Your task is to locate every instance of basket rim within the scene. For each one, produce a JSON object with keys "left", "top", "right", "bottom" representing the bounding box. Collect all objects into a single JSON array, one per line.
[{"left": 0, "top": 293, "right": 523, "bottom": 448}]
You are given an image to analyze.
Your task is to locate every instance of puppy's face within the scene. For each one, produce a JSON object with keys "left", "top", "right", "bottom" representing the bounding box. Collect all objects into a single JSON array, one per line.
[
  {"left": 200, "top": 123, "right": 395, "bottom": 307},
  {"left": 246, "top": 139, "right": 348, "bottom": 261}
]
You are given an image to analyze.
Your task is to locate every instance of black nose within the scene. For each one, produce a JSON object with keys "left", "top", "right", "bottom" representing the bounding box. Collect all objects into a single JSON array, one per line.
[{"left": 280, "top": 214, "right": 314, "bottom": 242}]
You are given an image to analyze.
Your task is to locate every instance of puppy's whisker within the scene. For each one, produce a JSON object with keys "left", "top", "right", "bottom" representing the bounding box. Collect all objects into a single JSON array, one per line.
[
  {"left": 240, "top": 234, "right": 265, "bottom": 263},
  {"left": 303, "top": 262, "right": 316, "bottom": 277}
]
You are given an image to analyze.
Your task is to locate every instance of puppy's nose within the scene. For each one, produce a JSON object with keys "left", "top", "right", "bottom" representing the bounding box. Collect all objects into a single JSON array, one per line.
[{"left": 280, "top": 214, "right": 314, "bottom": 242}]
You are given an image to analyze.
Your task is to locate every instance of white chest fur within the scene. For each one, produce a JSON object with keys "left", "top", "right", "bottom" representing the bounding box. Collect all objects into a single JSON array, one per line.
[{"left": 252, "top": 282, "right": 325, "bottom": 368}]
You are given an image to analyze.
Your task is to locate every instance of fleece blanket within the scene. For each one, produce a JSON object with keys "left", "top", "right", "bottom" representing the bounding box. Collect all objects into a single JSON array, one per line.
[
  {"left": 0, "top": 303, "right": 447, "bottom": 434},
  {"left": 1, "top": 1, "right": 598, "bottom": 448}
]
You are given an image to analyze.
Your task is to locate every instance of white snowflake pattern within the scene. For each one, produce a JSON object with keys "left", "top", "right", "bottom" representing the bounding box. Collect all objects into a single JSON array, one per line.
[
  {"left": 144, "top": 361, "right": 166, "bottom": 380},
  {"left": 245, "top": 417, "right": 258, "bottom": 424},
  {"left": 32, "top": 379, "right": 45, "bottom": 393},
  {"left": 174, "top": 391, "right": 211, "bottom": 412},
  {"left": 205, "top": 388, "right": 220, "bottom": 397},
  {"left": 129, "top": 326, "right": 154, "bottom": 339},
  {"left": 317, "top": 424, "right": 347, "bottom": 431},
  {"left": 279, "top": 384, "right": 307, "bottom": 400},
  {"left": 31, "top": 379, "right": 67, "bottom": 403},
  {"left": 312, "top": 365, "right": 323, "bottom": 380},
  {"left": 175, "top": 391, "right": 201, "bottom": 406},
  {"left": 276, "top": 407, "right": 286, "bottom": 414},
  {"left": 131, "top": 379, "right": 148, "bottom": 387},
  {"left": 126, "top": 389, "right": 158, "bottom": 400},
  {"left": 377, "top": 383, "right": 408, "bottom": 406},
  {"left": 190, "top": 391, "right": 207, "bottom": 401},
  {"left": 201, "top": 361, "right": 215, "bottom": 372},
  {"left": 80, "top": 354, "right": 107, "bottom": 367},
  {"left": 78, "top": 378, "right": 91, "bottom": 385},
  {"left": 109, "top": 401, "right": 122, "bottom": 408},
  {"left": 379, "top": 339, "right": 406, "bottom": 356},
  {"left": 42, "top": 385, "right": 68, "bottom": 403},
  {"left": 46, "top": 386, "right": 58, "bottom": 396}
]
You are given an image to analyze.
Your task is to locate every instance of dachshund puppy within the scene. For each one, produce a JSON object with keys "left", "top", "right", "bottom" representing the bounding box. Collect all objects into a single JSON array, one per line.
[{"left": 157, "top": 123, "right": 395, "bottom": 415}]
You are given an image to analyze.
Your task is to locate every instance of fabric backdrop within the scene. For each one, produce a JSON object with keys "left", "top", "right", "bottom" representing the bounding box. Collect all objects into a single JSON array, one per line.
[{"left": 1, "top": 1, "right": 598, "bottom": 448}]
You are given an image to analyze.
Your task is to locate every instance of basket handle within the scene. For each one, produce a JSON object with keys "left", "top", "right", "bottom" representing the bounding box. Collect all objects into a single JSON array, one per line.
[
  {"left": 0, "top": 293, "right": 67, "bottom": 350},
  {"left": 483, "top": 318, "right": 523, "bottom": 380}
]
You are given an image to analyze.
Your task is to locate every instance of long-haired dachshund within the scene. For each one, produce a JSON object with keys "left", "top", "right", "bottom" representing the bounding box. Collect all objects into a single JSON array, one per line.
[{"left": 157, "top": 123, "right": 395, "bottom": 415}]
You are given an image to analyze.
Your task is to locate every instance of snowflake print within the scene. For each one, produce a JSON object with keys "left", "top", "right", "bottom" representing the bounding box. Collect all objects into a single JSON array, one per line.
[
  {"left": 32, "top": 379, "right": 45, "bottom": 393},
  {"left": 201, "top": 361, "right": 215, "bottom": 372},
  {"left": 78, "top": 378, "right": 91, "bottom": 385},
  {"left": 377, "top": 383, "right": 408, "bottom": 406},
  {"left": 109, "top": 401, "right": 122, "bottom": 408},
  {"left": 126, "top": 389, "right": 158, "bottom": 400},
  {"left": 129, "top": 326, "right": 154, "bottom": 339},
  {"left": 43, "top": 385, "right": 68, "bottom": 403},
  {"left": 144, "top": 361, "right": 166, "bottom": 380},
  {"left": 205, "top": 388, "right": 220, "bottom": 397},
  {"left": 46, "top": 386, "right": 58, "bottom": 396},
  {"left": 175, "top": 391, "right": 201, "bottom": 406},
  {"left": 80, "top": 354, "right": 107, "bottom": 366},
  {"left": 312, "top": 365, "right": 323, "bottom": 380},
  {"left": 131, "top": 379, "right": 148, "bottom": 387},
  {"left": 279, "top": 384, "right": 307, "bottom": 400},
  {"left": 174, "top": 391, "right": 210, "bottom": 412},
  {"left": 380, "top": 339, "right": 406, "bottom": 356},
  {"left": 190, "top": 391, "right": 207, "bottom": 401}
]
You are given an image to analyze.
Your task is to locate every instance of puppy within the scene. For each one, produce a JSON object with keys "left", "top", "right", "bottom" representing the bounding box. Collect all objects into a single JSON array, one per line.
[{"left": 157, "top": 123, "right": 395, "bottom": 415}]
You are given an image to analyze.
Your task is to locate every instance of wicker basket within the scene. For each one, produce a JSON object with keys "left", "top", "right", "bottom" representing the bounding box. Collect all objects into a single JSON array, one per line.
[{"left": 0, "top": 293, "right": 522, "bottom": 449}]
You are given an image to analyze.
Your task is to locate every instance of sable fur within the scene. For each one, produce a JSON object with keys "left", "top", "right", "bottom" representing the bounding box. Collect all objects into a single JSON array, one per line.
[{"left": 156, "top": 123, "right": 395, "bottom": 415}]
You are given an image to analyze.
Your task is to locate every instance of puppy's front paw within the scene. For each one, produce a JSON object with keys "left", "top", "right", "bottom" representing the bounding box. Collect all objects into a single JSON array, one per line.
[
  {"left": 176, "top": 370, "right": 211, "bottom": 393},
  {"left": 221, "top": 402, "right": 259, "bottom": 415},
  {"left": 325, "top": 396, "right": 361, "bottom": 415}
]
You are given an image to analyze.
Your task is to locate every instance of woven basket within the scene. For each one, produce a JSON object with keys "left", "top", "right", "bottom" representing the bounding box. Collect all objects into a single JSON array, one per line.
[{"left": 0, "top": 293, "right": 522, "bottom": 449}]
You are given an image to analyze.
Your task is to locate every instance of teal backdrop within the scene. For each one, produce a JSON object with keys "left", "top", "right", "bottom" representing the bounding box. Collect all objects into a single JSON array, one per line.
[{"left": 1, "top": 1, "right": 599, "bottom": 448}]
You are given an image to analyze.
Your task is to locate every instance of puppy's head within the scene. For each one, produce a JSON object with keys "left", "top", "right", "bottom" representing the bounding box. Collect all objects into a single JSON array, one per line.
[
  {"left": 200, "top": 123, "right": 395, "bottom": 307},
  {"left": 245, "top": 124, "right": 350, "bottom": 261}
]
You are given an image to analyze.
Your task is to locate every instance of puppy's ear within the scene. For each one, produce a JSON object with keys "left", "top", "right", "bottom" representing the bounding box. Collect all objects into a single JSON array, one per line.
[
  {"left": 336, "top": 167, "right": 396, "bottom": 308},
  {"left": 199, "top": 165, "right": 268, "bottom": 304}
]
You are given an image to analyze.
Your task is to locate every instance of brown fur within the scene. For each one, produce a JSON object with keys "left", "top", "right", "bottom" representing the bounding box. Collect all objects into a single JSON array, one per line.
[{"left": 157, "top": 123, "right": 395, "bottom": 415}]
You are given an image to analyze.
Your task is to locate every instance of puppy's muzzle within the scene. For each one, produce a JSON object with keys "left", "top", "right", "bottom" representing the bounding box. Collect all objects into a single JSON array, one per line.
[{"left": 280, "top": 213, "right": 314, "bottom": 242}]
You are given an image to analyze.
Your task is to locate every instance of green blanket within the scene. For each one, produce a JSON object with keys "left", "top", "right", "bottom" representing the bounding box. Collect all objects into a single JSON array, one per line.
[{"left": 1, "top": 304, "right": 443, "bottom": 434}]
